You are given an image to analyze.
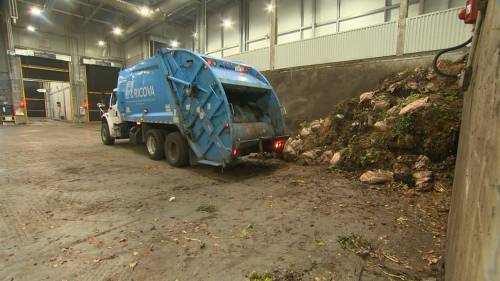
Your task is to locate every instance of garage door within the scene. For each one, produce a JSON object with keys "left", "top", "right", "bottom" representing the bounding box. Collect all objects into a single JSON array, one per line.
[
  {"left": 86, "top": 65, "right": 120, "bottom": 121},
  {"left": 23, "top": 80, "right": 46, "bottom": 117},
  {"left": 20, "top": 56, "right": 70, "bottom": 119}
]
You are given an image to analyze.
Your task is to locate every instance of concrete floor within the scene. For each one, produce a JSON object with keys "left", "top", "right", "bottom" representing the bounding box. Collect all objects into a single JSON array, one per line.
[{"left": 0, "top": 121, "right": 448, "bottom": 281}]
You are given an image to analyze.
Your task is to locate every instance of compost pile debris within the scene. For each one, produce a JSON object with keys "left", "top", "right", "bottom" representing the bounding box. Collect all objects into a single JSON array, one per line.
[{"left": 283, "top": 59, "right": 465, "bottom": 192}]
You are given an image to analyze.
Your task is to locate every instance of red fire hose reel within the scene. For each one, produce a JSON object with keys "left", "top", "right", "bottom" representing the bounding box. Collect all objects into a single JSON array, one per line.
[{"left": 458, "top": 0, "right": 478, "bottom": 24}]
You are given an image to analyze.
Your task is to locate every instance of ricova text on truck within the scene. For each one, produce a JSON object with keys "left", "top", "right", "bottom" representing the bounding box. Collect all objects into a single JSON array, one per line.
[{"left": 100, "top": 48, "right": 288, "bottom": 167}]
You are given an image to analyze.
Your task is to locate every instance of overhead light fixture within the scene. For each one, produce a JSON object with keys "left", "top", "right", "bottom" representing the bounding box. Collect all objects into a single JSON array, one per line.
[
  {"left": 30, "top": 6, "right": 42, "bottom": 16},
  {"left": 97, "top": 40, "right": 105, "bottom": 47},
  {"left": 222, "top": 18, "right": 233, "bottom": 28},
  {"left": 36, "top": 88, "right": 47, "bottom": 93},
  {"left": 112, "top": 27, "right": 122, "bottom": 35},
  {"left": 27, "top": 25, "right": 36, "bottom": 32},
  {"left": 265, "top": 3, "right": 273, "bottom": 12},
  {"left": 192, "top": 32, "right": 198, "bottom": 38},
  {"left": 138, "top": 6, "right": 152, "bottom": 17},
  {"left": 170, "top": 40, "right": 179, "bottom": 48}
]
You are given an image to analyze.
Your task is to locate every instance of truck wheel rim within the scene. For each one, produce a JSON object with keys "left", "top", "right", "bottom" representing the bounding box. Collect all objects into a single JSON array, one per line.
[{"left": 147, "top": 136, "right": 156, "bottom": 155}]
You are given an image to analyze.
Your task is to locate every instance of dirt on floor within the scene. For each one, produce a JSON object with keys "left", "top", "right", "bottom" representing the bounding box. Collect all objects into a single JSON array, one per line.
[{"left": 0, "top": 121, "right": 448, "bottom": 281}]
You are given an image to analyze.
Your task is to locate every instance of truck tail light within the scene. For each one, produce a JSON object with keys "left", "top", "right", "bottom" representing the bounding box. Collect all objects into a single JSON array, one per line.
[
  {"left": 273, "top": 140, "right": 285, "bottom": 151},
  {"left": 207, "top": 59, "right": 215, "bottom": 66},
  {"left": 83, "top": 102, "right": 89, "bottom": 110},
  {"left": 19, "top": 100, "right": 25, "bottom": 108},
  {"left": 232, "top": 148, "right": 239, "bottom": 157}
]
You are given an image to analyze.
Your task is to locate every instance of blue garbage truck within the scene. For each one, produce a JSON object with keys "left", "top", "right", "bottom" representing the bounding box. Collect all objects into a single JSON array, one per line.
[{"left": 100, "top": 48, "right": 288, "bottom": 167}]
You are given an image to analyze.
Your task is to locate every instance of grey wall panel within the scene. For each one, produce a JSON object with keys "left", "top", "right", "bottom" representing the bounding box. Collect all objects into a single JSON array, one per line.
[
  {"left": 340, "top": 0, "right": 385, "bottom": 18},
  {"left": 316, "top": 0, "right": 338, "bottom": 24},
  {"left": 404, "top": 7, "right": 472, "bottom": 54},
  {"left": 224, "top": 47, "right": 270, "bottom": 71},
  {"left": 277, "top": 0, "right": 301, "bottom": 33},
  {"left": 125, "top": 35, "right": 143, "bottom": 66},
  {"left": 223, "top": 4, "right": 241, "bottom": 50},
  {"left": 249, "top": 0, "right": 270, "bottom": 40},
  {"left": 207, "top": 12, "right": 222, "bottom": 52},
  {"left": 275, "top": 21, "right": 398, "bottom": 69},
  {"left": 339, "top": 12, "right": 385, "bottom": 31}
]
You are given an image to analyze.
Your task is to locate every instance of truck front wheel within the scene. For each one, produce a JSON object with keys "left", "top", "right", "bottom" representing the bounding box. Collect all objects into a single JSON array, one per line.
[
  {"left": 101, "top": 122, "right": 115, "bottom": 145},
  {"left": 145, "top": 129, "right": 165, "bottom": 160},
  {"left": 165, "top": 132, "right": 189, "bottom": 167}
]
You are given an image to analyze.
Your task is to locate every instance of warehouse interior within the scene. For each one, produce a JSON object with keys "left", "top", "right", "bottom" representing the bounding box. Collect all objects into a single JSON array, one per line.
[{"left": 0, "top": 0, "right": 499, "bottom": 280}]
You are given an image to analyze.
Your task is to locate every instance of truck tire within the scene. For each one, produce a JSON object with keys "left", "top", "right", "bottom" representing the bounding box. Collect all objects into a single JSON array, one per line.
[
  {"left": 101, "top": 122, "right": 115, "bottom": 145},
  {"left": 164, "top": 132, "right": 189, "bottom": 167},
  {"left": 145, "top": 129, "right": 165, "bottom": 160}
]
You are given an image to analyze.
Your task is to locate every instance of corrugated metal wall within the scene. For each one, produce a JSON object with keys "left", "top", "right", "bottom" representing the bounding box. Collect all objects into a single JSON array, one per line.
[
  {"left": 274, "top": 22, "right": 397, "bottom": 69},
  {"left": 404, "top": 7, "right": 472, "bottom": 54},
  {"left": 224, "top": 47, "right": 271, "bottom": 71}
]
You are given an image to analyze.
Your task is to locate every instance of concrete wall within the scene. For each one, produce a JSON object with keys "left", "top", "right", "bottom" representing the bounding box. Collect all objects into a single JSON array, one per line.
[
  {"left": 13, "top": 20, "right": 123, "bottom": 61},
  {"left": 0, "top": 14, "right": 11, "bottom": 105},
  {"left": 263, "top": 51, "right": 465, "bottom": 132},
  {"left": 124, "top": 23, "right": 193, "bottom": 66},
  {"left": 445, "top": 1, "right": 500, "bottom": 280}
]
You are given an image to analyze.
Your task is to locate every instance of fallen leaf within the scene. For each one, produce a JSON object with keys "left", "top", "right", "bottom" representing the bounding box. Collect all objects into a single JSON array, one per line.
[{"left": 128, "top": 261, "right": 138, "bottom": 269}]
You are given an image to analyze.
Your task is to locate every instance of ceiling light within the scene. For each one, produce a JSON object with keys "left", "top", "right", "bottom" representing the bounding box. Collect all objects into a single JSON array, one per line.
[
  {"left": 222, "top": 18, "right": 233, "bottom": 28},
  {"left": 112, "top": 27, "right": 122, "bottom": 35},
  {"left": 265, "top": 3, "right": 273, "bottom": 12},
  {"left": 36, "top": 88, "right": 46, "bottom": 93},
  {"left": 30, "top": 6, "right": 42, "bottom": 16},
  {"left": 192, "top": 32, "right": 198, "bottom": 38},
  {"left": 27, "top": 25, "right": 36, "bottom": 32},
  {"left": 139, "top": 6, "right": 152, "bottom": 17},
  {"left": 170, "top": 40, "right": 179, "bottom": 48},
  {"left": 97, "top": 40, "right": 105, "bottom": 47}
]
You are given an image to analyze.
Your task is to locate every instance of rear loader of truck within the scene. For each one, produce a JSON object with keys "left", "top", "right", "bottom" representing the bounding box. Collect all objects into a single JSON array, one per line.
[{"left": 100, "top": 48, "right": 287, "bottom": 167}]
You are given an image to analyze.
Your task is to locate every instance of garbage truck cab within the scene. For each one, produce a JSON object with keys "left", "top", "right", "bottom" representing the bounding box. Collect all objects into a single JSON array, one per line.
[{"left": 100, "top": 48, "right": 288, "bottom": 167}]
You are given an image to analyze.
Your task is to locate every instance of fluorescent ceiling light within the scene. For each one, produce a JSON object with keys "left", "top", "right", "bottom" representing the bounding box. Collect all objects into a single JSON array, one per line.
[
  {"left": 222, "top": 18, "right": 233, "bottom": 28},
  {"left": 36, "top": 88, "right": 47, "bottom": 93},
  {"left": 139, "top": 6, "right": 152, "bottom": 17},
  {"left": 265, "top": 3, "right": 273, "bottom": 12},
  {"left": 112, "top": 27, "right": 122, "bottom": 35},
  {"left": 170, "top": 40, "right": 179, "bottom": 48},
  {"left": 30, "top": 6, "right": 42, "bottom": 16}
]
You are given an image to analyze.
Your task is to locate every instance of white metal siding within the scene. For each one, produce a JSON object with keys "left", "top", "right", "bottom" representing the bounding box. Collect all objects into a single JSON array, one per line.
[
  {"left": 404, "top": 7, "right": 472, "bottom": 54},
  {"left": 224, "top": 47, "right": 270, "bottom": 71},
  {"left": 275, "top": 21, "right": 397, "bottom": 69}
]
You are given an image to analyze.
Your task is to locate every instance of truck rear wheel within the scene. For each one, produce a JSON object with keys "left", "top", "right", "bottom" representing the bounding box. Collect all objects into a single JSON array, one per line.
[
  {"left": 165, "top": 132, "right": 189, "bottom": 167},
  {"left": 101, "top": 122, "right": 115, "bottom": 145},
  {"left": 145, "top": 129, "right": 165, "bottom": 160}
]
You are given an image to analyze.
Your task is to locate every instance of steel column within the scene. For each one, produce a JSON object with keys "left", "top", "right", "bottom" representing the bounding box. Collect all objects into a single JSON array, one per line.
[
  {"left": 269, "top": 0, "right": 277, "bottom": 70},
  {"left": 396, "top": 0, "right": 409, "bottom": 55}
]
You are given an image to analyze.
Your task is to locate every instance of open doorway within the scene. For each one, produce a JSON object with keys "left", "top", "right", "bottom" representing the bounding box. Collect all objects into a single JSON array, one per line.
[
  {"left": 45, "top": 81, "right": 72, "bottom": 121},
  {"left": 20, "top": 55, "right": 72, "bottom": 122},
  {"left": 85, "top": 64, "right": 120, "bottom": 121}
]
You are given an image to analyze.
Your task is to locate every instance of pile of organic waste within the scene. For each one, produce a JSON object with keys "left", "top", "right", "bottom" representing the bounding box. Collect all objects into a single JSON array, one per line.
[{"left": 283, "top": 59, "right": 465, "bottom": 192}]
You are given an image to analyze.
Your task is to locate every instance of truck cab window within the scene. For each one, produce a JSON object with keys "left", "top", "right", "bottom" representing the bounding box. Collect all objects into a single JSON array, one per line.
[{"left": 110, "top": 93, "right": 117, "bottom": 106}]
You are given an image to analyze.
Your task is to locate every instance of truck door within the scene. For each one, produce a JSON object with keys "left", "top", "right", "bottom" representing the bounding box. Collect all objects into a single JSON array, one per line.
[{"left": 107, "top": 90, "right": 122, "bottom": 128}]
